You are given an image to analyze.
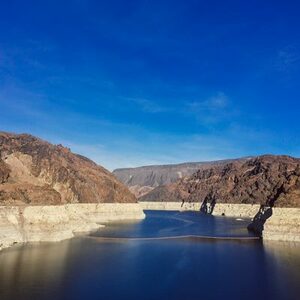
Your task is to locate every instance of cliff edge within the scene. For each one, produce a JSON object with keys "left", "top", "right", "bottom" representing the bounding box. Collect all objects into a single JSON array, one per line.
[{"left": 0, "top": 131, "right": 136, "bottom": 205}]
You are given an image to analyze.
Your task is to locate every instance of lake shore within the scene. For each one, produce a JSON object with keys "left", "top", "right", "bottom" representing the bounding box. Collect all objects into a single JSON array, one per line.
[
  {"left": 0, "top": 203, "right": 145, "bottom": 251},
  {"left": 139, "top": 201, "right": 300, "bottom": 242},
  {"left": 1, "top": 201, "right": 299, "bottom": 251}
]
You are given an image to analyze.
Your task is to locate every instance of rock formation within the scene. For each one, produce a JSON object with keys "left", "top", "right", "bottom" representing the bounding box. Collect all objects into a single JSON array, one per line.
[
  {"left": 128, "top": 185, "right": 155, "bottom": 198},
  {"left": 140, "top": 155, "right": 300, "bottom": 208},
  {"left": 0, "top": 131, "right": 146, "bottom": 251},
  {"left": 113, "top": 158, "right": 250, "bottom": 197},
  {"left": 140, "top": 155, "right": 300, "bottom": 242},
  {"left": 0, "top": 131, "right": 136, "bottom": 205}
]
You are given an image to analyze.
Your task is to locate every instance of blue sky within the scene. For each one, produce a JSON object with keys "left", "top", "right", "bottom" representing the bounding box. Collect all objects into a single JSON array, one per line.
[{"left": 0, "top": 0, "right": 300, "bottom": 170}]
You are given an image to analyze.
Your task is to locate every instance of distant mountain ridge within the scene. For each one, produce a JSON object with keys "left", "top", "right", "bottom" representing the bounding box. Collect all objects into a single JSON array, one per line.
[
  {"left": 113, "top": 157, "right": 251, "bottom": 197},
  {"left": 140, "top": 155, "right": 300, "bottom": 208}
]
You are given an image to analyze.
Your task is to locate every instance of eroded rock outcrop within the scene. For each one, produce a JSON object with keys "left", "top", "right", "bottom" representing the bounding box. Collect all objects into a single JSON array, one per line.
[{"left": 0, "top": 132, "right": 136, "bottom": 205}]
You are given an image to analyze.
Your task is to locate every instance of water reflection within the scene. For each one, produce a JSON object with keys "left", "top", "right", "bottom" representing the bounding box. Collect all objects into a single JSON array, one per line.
[
  {"left": 264, "top": 240, "right": 300, "bottom": 265},
  {"left": 264, "top": 240, "right": 300, "bottom": 294},
  {"left": 0, "top": 211, "right": 299, "bottom": 300},
  {"left": 0, "top": 241, "right": 72, "bottom": 299},
  {"left": 91, "top": 210, "right": 255, "bottom": 239}
]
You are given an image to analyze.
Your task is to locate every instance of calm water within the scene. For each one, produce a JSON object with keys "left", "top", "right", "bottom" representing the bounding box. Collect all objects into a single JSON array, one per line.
[{"left": 0, "top": 210, "right": 300, "bottom": 300}]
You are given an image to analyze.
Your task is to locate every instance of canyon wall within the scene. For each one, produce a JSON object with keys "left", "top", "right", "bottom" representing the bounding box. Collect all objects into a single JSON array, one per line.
[
  {"left": 140, "top": 155, "right": 300, "bottom": 207},
  {"left": 113, "top": 158, "right": 249, "bottom": 198}
]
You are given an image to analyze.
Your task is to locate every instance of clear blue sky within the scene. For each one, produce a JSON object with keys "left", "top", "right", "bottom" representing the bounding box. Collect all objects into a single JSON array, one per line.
[{"left": 0, "top": 0, "right": 299, "bottom": 170}]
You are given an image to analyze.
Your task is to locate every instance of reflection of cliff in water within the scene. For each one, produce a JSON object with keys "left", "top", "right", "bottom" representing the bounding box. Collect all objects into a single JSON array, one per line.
[
  {"left": 264, "top": 240, "right": 300, "bottom": 285},
  {"left": 0, "top": 240, "right": 72, "bottom": 299}
]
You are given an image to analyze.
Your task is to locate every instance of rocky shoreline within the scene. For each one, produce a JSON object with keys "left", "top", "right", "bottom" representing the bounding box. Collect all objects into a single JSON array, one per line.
[
  {"left": 0, "top": 132, "right": 147, "bottom": 252},
  {"left": 1, "top": 201, "right": 299, "bottom": 251},
  {"left": 140, "top": 201, "right": 260, "bottom": 216},
  {"left": 0, "top": 203, "right": 145, "bottom": 251},
  {"left": 140, "top": 202, "right": 300, "bottom": 242}
]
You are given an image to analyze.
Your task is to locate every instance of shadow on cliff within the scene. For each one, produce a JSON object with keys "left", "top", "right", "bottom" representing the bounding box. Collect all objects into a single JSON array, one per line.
[
  {"left": 200, "top": 194, "right": 216, "bottom": 215},
  {"left": 247, "top": 184, "right": 284, "bottom": 236},
  {"left": 247, "top": 205, "right": 273, "bottom": 236}
]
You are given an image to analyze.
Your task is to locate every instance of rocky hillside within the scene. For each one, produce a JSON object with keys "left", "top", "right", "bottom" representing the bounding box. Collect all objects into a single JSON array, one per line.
[
  {"left": 113, "top": 158, "right": 249, "bottom": 197},
  {"left": 0, "top": 132, "right": 136, "bottom": 205},
  {"left": 140, "top": 155, "right": 300, "bottom": 208}
]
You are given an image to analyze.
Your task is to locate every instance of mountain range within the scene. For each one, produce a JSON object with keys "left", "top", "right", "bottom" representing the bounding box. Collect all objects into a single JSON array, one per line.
[{"left": 113, "top": 158, "right": 251, "bottom": 197}]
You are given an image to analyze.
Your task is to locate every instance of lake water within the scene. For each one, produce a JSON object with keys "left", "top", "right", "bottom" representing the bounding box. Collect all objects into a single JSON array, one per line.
[{"left": 0, "top": 210, "right": 300, "bottom": 300}]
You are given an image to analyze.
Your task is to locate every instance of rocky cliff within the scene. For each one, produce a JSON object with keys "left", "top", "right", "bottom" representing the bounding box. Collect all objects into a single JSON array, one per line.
[
  {"left": 0, "top": 132, "right": 136, "bottom": 205},
  {"left": 113, "top": 158, "right": 249, "bottom": 197},
  {"left": 140, "top": 155, "right": 300, "bottom": 208}
]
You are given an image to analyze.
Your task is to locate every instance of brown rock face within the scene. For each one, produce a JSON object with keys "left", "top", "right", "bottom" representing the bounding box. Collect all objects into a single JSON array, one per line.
[
  {"left": 0, "top": 132, "right": 136, "bottom": 205},
  {"left": 140, "top": 155, "right": 300, "bottom": 208},
  {"left": 129, "top": 185, "right": 155, "bottom": 198},
  {"left": 0, "top": 160, "right": 10, "bottom": 184},
  {"left": 113, "top": 158, "right": 250, "bottom": 197}
]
